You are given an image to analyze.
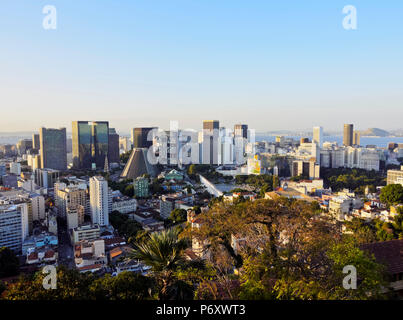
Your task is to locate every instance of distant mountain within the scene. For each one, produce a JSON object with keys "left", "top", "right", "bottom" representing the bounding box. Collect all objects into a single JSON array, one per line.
[{"left": 360, "top": 128, "right": 390, "bottom": 137}]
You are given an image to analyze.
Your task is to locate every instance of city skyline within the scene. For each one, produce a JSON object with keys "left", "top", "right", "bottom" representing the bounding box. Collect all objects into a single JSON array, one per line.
[{"left": 1, "top": 1, "right": 403, "bottom": 132}]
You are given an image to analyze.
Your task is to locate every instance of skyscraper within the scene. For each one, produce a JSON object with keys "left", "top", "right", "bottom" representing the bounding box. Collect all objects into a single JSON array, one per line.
[
  {"left": 313, "top": 126, "right": 323, "bottom": 148},
  {"left": 108, "top": 128, "right": 120, "bottom": 164},
  {"left": 202, "top": 120, "right": 219, "bottom": 165},
  {"left": 72, "top": 121, "right": 109, "bottom": 169},
  {"left": 39, "top": 127, "right": 67, "bottom": 171},
  {"left": 353, "top": 131, "right": 361, "bottom": 146},
  {"left": 343, "top": 124, "right": 354, "bottom": 147},
  {"left": 234, "top": 124, "right": 248, "bottom": 140},
  {"left": 131, "top": 127, "right": 156, "bottom": 149},
  {"left": 89, "top": 176, "right": 110, "bottom": 226},
  {"left": 32, "top": 134, "right": 40, "bottom": 151}
]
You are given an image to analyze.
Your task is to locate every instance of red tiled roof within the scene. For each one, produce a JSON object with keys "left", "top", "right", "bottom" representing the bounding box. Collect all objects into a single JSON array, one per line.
[
  {"left": 27, "top": 252, "right": 38, "bottom": 260},
  {"left": 104, "top": 237, "right": 126, "bottom": 246},
  {"left": 361, "top": 239, "right": 403, "bottom": 275},
  {"left": 44, "top": 250, "right": 55, "bottom": 258},
  {"left": 78, "top": 264, "right": 103, "bottom": 271}
]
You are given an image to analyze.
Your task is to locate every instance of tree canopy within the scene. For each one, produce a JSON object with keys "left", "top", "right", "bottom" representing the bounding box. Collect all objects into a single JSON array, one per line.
[{"left": 380, "top": 184, "right": 403, "bottom": 206}]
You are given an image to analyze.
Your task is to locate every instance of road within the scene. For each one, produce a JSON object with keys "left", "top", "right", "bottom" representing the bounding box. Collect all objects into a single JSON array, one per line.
[{"left": 57, "top": 218, "right": 75, "bottom": 269}]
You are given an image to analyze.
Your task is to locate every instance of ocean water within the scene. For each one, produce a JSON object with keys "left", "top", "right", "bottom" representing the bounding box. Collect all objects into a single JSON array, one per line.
[{"left": 256, "top": 135, "right": 403, "bottom": 148}]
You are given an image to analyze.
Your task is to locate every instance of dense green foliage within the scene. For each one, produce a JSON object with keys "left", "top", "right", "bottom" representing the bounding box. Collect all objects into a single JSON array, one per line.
[
  {"left": 109, "top": 211, "right": 145, "bottom": 242},
  {"left": 321, "top": 168, "right": 385, "bottom": 193},
  {"left": 130, "top": 228, "right": 203, "bottom": 300},
  {"left": 169, "top": 208, "right": 188, "bottom": 224},
  {"left": 0, "top": 247, "right": 19, "bottom": 278},
  {"left": 1, "top": 267, "right": 152, "bottom": 300},
  {"left": 120, "top": 151, "right": 132, "bottom": 164},
  {"left": 187, "top": 164, "right": 230, "bottom": 183},
  {"left": 380, "top": 184, "right": 403, "bottom": 206},
  {"left": 345, "top": 207, "right": 403, "bottom": 243},
  {"left": 187, "top": 198, "right": 387, "bottom": 299}
]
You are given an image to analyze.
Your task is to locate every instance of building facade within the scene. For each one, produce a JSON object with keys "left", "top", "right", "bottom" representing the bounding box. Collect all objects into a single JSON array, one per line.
[
  {"left": 89, "top": 176, "right": 110, "bottom": 226},
  {"left": 39, "top": 127, "right": 67, "bottom": 171},
  {"left": 72, "top": 121, "right": 109, "bottom": 169}
]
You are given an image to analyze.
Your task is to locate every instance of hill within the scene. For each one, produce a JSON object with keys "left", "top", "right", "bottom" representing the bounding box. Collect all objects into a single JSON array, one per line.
[{"left": 360, "top": 128, "right": 390, "bottom": 137}]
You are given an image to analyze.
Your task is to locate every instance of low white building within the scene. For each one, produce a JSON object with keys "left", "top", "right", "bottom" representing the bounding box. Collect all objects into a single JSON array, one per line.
[{"left": 112, "top": 198, "right": 137, "bottom": 214}]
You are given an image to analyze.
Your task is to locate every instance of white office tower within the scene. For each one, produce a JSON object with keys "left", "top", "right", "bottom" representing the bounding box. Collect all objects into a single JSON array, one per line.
[
  {"left": 313, "top": 126, "right": 323, "bottom": 149},
  {"left": 89, "top": 176, "right": 110, "bottom": 226},
  {"left": 202, "top": 120, "right": 219, "bottom": 165},
  {"left": 311, "top": 142, "right": 321, "bottom": 166},
  {"left": 218, "top": 128, "right": 234, "bottom": 165},
  {"left": 178, "top": 129, "right": 199, "bottom": 166}
]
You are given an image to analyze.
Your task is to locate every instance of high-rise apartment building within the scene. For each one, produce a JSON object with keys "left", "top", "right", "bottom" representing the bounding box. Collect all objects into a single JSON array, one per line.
[
  {"left": 0, "top": 205, "right": 25, "bottom": 253},
  {"left": 39, "top": 127, "right": 67, "bottom": 171},
  {"left": 89, "top": 176, "right": 111, "bottom": 226},
  {"left": 54, "top": 183, "right": 88, "bottom": 218},
  {"left": 131, "top": 127, "right": 156, "bottom": 149},
  {"left": 108, "top": 128, "right": 120, "bottom": 164},
  {"left": 343, "top": 124, "right": 354, "bottom": 147},
  {"left": 66, "top": 204, "right": 85, "bottom": 230},
  {"left": 202, "top": 120, "right": 219, "bottom": 165},
  {"left": 72, "top": 121, "right": 109, "bottom": 169},
  {"left": 313, "top": 126, "right": 323, "bottom": 148}
]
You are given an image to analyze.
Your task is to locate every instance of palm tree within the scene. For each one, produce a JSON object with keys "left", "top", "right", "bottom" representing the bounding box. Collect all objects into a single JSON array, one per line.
[{"left": 130, "top": 227, "right": 190, "bottom": 300}]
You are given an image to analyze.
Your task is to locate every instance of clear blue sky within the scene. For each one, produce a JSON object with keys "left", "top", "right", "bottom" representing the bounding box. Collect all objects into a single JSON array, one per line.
[{"left": 0, "top": 0, "right": 402, "bottom": 134}]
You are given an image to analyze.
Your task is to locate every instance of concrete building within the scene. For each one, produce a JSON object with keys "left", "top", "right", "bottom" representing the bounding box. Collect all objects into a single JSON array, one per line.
[
  {"left": 111, "top": 197, "right": 137, "bottom": 214},
  {"left": 219, "top": 127, "right": 234, "bottom": 165},
  {"left": 202, "top": 120, "right": 219, "bottom": 165},
  {"left": 134, "top": 176, "right": 149, "bottom": 198},
  {"left": 119, "top": 137, "right": 131, "bottom": 153},
  {"left": 10, "top": 162, "right": 21, "bottom": 175},
  {"left": 16, "top": 139, "right": 33, "bottom": 155},
  {"left": 54, "top": 183, "right": 88, "bottom": 218},
  {"left": 313, "top": 126, "right": 323, "bottom": 148},
  {"left": 67, "top": 204, "right": 85, "bottom": 230},
  {"left": 387, "top": 166, "right": 403, "bottom": 186},
  {"left": 34, "top": 168, "right": 59, "bottom": 189},
  {"left": 0, "top": 204, "right": 26, "bottom": 253},
  {"left": 89, "top": 176, "right": 111, "bottom": 226},
  {"left": 159, "top": 196, "right": 176, "bottom": 219},
  {"left": 72, "top": 224, "right": 101, "bottom": 244}
]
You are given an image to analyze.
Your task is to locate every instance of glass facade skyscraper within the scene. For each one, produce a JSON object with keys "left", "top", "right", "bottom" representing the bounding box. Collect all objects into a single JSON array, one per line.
[
  {"left": 39, "top": 127, "right": 67, "bottom": 171},
  {"left": 72, "top": 121, "right": 109, "bottom": 169}
]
